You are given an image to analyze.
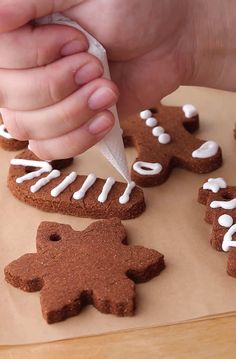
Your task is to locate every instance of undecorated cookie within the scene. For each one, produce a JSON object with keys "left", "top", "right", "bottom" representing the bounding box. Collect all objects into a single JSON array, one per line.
[
  {"left": 121, "top": 104, "right": 222, "bottom": 187},
  {"left": 8, "top": 150, "right": 145, "bottom": 220},
  {"left": 199, "top": 177, "right": 236, "bottom": 277},
  {"left": 4, "top": 218, "right": 165, "bottom": 323}
]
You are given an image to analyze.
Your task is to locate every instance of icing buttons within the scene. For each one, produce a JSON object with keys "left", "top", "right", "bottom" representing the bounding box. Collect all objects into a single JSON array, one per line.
[
  {"left": 158, "top": 133, "right": 171, "bottom": 144},
  {"left": 152, "top": 126, "right": 165, "bottom": 137},
  {"left": 145, "top": 117, "right": 158, "bottom": 127},
  {"left": 140, "top": 110, "right": 152, "bottom": 120},
  {"left": 218, "top": 214, "right": 234, "bottom": 228},
  {"left": 140, "top": 110, "right": 171, "bottom": 145}
]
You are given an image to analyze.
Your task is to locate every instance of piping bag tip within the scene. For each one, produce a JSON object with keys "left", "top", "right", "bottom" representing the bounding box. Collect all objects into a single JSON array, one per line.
[{"left": 36, "top": 13, "right": 131, "bottom": 184}]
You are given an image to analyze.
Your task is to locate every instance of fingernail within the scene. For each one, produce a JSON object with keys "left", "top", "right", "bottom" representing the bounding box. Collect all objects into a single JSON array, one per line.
[
  {"left": 88, "top": 114, "right": 114, "bottom": 135},
  {"left": 61, "top": 40, "right": 86, "bottom": 56},
  {"left": 88, "top": 88, "right": 118, "bottom": 111},
  {"left": 75, "top": 63, "right": 103, "bottom": 86}
]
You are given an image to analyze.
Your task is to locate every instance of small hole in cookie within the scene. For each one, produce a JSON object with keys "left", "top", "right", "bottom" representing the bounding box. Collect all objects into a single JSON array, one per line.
[{"left": 49, "top": 233, "right": 61, "bottom": 242}]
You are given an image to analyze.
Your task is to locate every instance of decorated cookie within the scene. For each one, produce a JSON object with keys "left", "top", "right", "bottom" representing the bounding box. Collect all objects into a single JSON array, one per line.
[
  {"left": 4, "top": 218, "right": 165, "bottom": 323},
  {"left": 0, "top": 122, "right": 28, "bottom": 151},
  {"left": 8, "top": 150, "right": 145, "bottom": 220},
  {"left": 198, "top": 178, "right": 236, "bottom": 277},
  {"left": 121, "top": 104, "right": 222, "bottom": 187}
]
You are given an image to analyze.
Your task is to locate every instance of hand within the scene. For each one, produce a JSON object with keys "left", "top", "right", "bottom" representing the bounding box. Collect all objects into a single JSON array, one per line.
[
  {"left": 0, "top": 0, "right": 234, "bottom": 159},
  {"left": 0, "top": 0, "right": 119, "bottom": 159}
]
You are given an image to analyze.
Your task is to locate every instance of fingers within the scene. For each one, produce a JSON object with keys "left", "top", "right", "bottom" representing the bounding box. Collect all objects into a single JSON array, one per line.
[
  {"left": 0, "top": 0, "right": 83, "bottom": 32},
  {"left": 29, "top": 111, "right": 115, "bottom": 160},
  {"left": 0, "top": 24, "right": 88, "bottom": 69},
  {"left": 1, "top": 78, "right": 119, "bottom": 140},
  {"left": 0, "top": 53, "right": 104, "bottom": 110}
]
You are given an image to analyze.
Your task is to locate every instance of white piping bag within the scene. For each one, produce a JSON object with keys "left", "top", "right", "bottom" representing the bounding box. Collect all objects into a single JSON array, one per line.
[{"left": 36, "top": 13, "right": 131, "bottom": 183}]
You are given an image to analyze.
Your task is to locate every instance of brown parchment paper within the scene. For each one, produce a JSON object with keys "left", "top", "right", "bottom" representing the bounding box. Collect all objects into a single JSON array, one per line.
[{"left": 1, "top": 87, "right": 236, "bottom": 345}]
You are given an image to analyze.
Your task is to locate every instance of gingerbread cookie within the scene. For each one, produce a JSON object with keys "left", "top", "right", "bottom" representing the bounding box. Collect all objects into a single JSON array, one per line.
[
  {"left": 198, "top": 178, "right": 236, "bottom": 277},
  {"left": 0, "top": 122, "right": 28, "bottom": 151},
  {"left": 5, "top": 218, "right": 165, "bottom": 323},
  {"left": 121, "top": 104, "right": 222, "bottom": 187},
  {"left": 8, "top": 150, "right": 145, "bottom": 220}
]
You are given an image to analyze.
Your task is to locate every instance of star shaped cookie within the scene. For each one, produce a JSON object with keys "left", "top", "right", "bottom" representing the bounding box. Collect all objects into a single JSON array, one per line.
[{"left": 5, "top": 218, "right": 165, "bottom": 323}]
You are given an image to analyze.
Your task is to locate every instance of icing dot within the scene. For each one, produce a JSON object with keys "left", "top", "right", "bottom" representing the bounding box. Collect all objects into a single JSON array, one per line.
[
  {"left": 145, "top": 117, "right": 157, "bottom": 127},
  {"left": 152, "top": 126, "right": 165, "bottom": 137},
  {"left": 140, "top": 110, "right": 152, "bottom": 120},
  {"left": 182, "top": 104, "right": 198, "bottom": 118},
  {"left": 218, "top": 214, "right": 233, "bottom": 228},
  {"left": 158, "top": 133, "right": 171, "bottom": 144}
]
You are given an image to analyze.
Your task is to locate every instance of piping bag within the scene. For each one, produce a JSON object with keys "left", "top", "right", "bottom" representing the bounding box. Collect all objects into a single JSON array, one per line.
[{"left": 36, "top": 13, "right": 131, "bottom": 183}]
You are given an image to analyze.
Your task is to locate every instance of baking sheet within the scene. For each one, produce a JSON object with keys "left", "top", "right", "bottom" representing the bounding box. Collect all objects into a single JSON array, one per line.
[{"left": 1, "top": 86, "right": 236, "bottom": 345}]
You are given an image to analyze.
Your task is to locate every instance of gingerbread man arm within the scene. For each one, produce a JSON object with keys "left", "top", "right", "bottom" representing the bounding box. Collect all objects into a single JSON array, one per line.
[
  {"left": 121, "top": 246, "right": 165, "bottom": 283},
  {"left": 4, "top": 253, "right": 43, "bottom": 292}
]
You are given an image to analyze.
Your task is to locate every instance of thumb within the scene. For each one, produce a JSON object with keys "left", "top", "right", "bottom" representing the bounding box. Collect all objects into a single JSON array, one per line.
[{"left": 0, "top": 0, "right": 84, "bottom": 32}]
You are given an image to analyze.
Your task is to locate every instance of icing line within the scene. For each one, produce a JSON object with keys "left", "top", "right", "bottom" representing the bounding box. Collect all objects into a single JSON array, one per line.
[
  {"left": 30, "top": 170, "right": 61, "bottom": 193},
  {"left": 73, "top": 173, "right": 97, "bottom": 200},
  {"left": 98, "top": 177, "right": 115, "bottom": 203},
  {"left": 51, "top": 171, "right": 77, "bottom": 197},
  {"left": 119, "top": 181, "right": 136, "bottom": 204},
  {"left": 210, "top": 198, "right": 236, "bottom": 210}
]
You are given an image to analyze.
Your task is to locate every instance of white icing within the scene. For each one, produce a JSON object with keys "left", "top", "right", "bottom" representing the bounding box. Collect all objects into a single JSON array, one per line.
[
  {"left": 158, "top": 133, "right": 171, "bottom": 144},
  {"left": 133, "top": 161, "right": 162, "bottom": 176},
  {"left": 73, "top": 173, "right": 97, "bottom": 200},
  {"left": 222, "top": 224, "right": 236, "bottom": 252},
  {"left": 11, "top": 159, "right": 52, "bottom": 171},
  {"left": 218, "top": 214, "right": 234, "bottom": 228},
  {"left": 119, "top": 181, "right": 136, "bottom": 204},
  {"left": 51, "top": 171, "right": 77, "bottom": 197},
  {"left": 182, "top": 104, "right": 198, "bottom": 118},
  {"left": 0, "top": 124, "right": 12, "bottom": 139},
  {"left": 98, "top": 177, "right": 115, "bottom": 203},
  {"left": 210, "top": 198, "right": 236, "bottom": 210},
  {"left": 11, "top": 159, "right": 52, "bottom": 183},
  {"left": 203, "top": 178, "right": 227, "bottom": 193},
  {"left": 16, "top": 168, "right": 49, "bottom": 184},
  {"left": 146, "top": 117, "right": 157, "bottom": 127},
  {"left": 140, "top": 110, "right": 152, "bottom": 120},
  {"left": 30, "top": 170, "right": 61, "bottom": 193},
  {"left": 152, "top": 126, "right": 165, "bottom": 137},
  {"left": 192, "top": 141, "right": 219, "bottom": 159}
]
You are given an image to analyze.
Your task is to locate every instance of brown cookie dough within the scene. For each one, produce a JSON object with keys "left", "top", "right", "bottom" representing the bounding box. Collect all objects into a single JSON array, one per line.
[
  {"left": 198, "top": 177, "right": 236, "bottom": 277},
  {"left": 121, "top": 104, "right": 222, "bottom": 187},
  {"left": 8, "top": 150, "right": 145, "bottom": 220},
  {"left": 4, "top": 218, "right": 165, "bottom": 323},
  {"left": 0, "top": 121, "right": 28, "bottom": 151}
]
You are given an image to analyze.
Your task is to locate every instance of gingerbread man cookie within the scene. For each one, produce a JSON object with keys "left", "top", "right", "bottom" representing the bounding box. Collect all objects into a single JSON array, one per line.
[
  {"left": 199, "top": 178, "right": 236, "bottom": 277},
  {"left": 8, "top": 150, "right": 145, "bottom": 220},
  {"left": 121, "top": 104, "right": 222, "bottom": 187},
  {"left": 5, "top": 218, "right": 165, "bottom": 323}
]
